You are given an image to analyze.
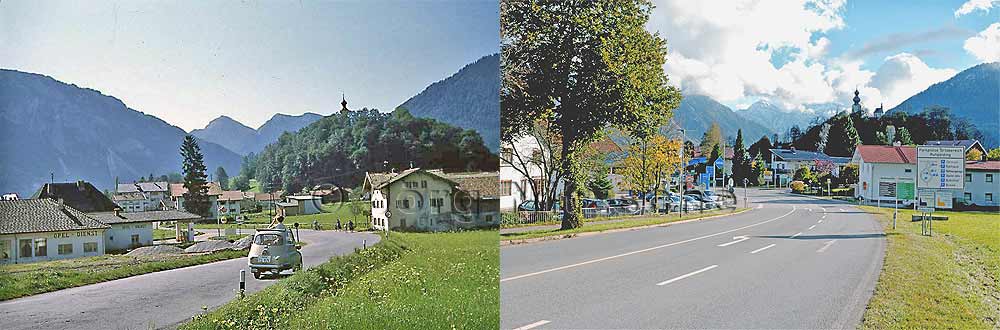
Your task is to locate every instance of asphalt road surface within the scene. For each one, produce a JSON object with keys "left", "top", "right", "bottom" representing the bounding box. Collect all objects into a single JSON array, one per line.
[
  {"left": 0, "top": 230, "right": 379, "bottom": 330},
  {"left": 501, "top": 189, "right": 885, "bottom": 329}
]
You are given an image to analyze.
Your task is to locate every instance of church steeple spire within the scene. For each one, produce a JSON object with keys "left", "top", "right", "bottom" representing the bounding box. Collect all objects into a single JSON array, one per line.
[{"left": 340, "top": 93, "right": 349, "bottom": 114}]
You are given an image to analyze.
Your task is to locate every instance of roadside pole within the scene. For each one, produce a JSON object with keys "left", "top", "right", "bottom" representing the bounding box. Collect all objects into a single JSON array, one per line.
[
  {"left": 743, "top": 178, "right": 748, "bottom": 208},
  {"left": 238, "top": 269, "right": 246, "bottom": 298},
  {"left": 893, "top": 177, "right": 898, "bottom": 230}
]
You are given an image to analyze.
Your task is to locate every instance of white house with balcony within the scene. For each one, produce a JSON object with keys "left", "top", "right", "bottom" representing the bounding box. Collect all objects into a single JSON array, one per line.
[{"left": 500, "top": 135, "right": 546, "bottom": 211}]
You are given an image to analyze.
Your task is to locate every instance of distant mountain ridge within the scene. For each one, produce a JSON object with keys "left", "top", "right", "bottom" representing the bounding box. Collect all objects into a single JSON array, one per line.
[
  {"left": 191, "top": 112, "right": 323, "bottom": 155},
  {"left": 736, "top": 100, "right": 835, "bottom": 138},
  {"left": 0, "top": 69, "right": 243, "bottom": 196},
  {"left": 888, "top": 62, "right": 999, "bottom": 147},
  {"left": 399, "top": 54, "right": 500, "bottom": 151},
  {"left": 671, "top": 94, "right": 774, "bottom": 144}
]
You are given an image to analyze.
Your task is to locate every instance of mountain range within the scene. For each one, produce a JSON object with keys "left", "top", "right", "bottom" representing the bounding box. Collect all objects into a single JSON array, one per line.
[
  {"left": 670, "top": 94, "right": 774, "bottom": 144},
  {"left": 0, "top": 69, "right": 243, "bottom": 196},
  {"left": 191, "top": 113, "right": 323, "bottom": 155},
  {"left": 399, "top": 54, "right": 500, "bottom": 151},
  {"left": 888, "top": 61, "right": 999, "bottom": 147},
  {"left": 736, "top": 100, "right": 838, "bottom": 138}
]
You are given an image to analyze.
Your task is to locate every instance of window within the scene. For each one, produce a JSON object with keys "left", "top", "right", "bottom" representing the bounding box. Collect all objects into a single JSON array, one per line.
[
  {"left": 34, "top": 238, "right": 47, "bottom": 257},
  {"left": 131, "top": 234, "right": 140, "bottom": 246},
  {"left": 417, "top": 199, "right": 424, "bottom": 208},
  {"left": 19, "top": 239, "right": 32, "bottom": 258},
  {"left": 84, "top": 242, "right": 98, "bottom": 253},
  {"left": 904, "top": 169, "right": 912, "bottom": 173},
  {"left": 421, "top": 180, "right": 427, "bottom": 188},
  {"left": 501, "top": 180, "right": 513, "bottom": 196},
  {"left": 0, "top": 240, "right": 10, "bottom": 261},
  {"left": 965, "top": 192, "right": 972, "bottom": 201},
  {"left": 965, "top": 173, "right": 972, "bottom": 182},
  {"left": 988, "top": 193, "right": 994, "bottom": 202},
  {"left": 987, "top": 174, "right": 994, "bottom": 183},
  {"left": 501, "top": 148, "right": 513, "bottom": 161},
  {"left": 58, "top": 244, "right": 73, "bottom": 255}
]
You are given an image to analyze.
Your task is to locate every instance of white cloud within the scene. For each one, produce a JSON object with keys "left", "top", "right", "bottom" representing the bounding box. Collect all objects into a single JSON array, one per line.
[
  {"left": 964, "top": 23, "right": 1000, "bottom": 62},
  {"left": 954, "top": 0, "right": 999, "bottom": 17},
  {"left": 868, "top": 53, "right": 957, "bottom": 109},
  {"left": 649, "top": 0, "right": 847, "bottom": 108},
  {"left": 650, "top": 0, "right": 962, "bottom": 114}
]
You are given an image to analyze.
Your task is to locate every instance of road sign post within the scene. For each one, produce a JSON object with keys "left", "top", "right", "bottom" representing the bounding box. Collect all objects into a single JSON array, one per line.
[{"left": 915, "top": 145, "right": 965, "bottom": 236}]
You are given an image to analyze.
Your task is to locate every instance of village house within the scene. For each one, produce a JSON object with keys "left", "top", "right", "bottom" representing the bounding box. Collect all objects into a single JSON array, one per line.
[
  {"left": 217, "top": 191, "right": 244, "bottom": 219},
  {"left": 169, "top": 182, "right": 223, "bottom": 219},
  {"left": 769, "top": 148, "right": 844, "bottom": 186},
  {"left": 310, "top": 184, "right": 352, "bottom": 203},
  {"left": 0, "top": 199, "right": 110, "bottom": 264},
  {"left": 33, "top": 181, "right": 120, "bottom": 213},
  {"left": 851, "top": 145, "right": 917, "bottom": 204},
  {"left": 926, "top": 140, "right": 986, "bottom": 160},
  {"left": 277, "top": 195, "right": 323, "bottom": 216},
  {"left": 254, "top": 191, "right": 283, "bottom": 212},
  {"left": 364, "top": 168, "right": 499, "bottom": 232},
  {"left": 89, "top": 209, "right": 200, "bottom": 251},
  {"left": 114, "top": 181, "right": 170, "bottom": 212},
  {"left": 963, "top": 161, "right": 999, "bottom": 209},
  {"left": 500, "top": 135, "right": 546, "bottom": 210}
]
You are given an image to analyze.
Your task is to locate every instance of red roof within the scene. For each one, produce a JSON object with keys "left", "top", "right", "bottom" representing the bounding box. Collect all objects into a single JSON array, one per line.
[
  {"left": 855, "top": 145, "right": 917, "bottom": 164},
  {"left": 966, "top": 161, "right": 1000, "bottom": 171}
]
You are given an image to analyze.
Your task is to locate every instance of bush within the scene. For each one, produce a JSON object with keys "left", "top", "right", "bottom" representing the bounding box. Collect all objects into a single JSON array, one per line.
[{"left": 790, "top": 180, "right": 808, "bottom": 193}]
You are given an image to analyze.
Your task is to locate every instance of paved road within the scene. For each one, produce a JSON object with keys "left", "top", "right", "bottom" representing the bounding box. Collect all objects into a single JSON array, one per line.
[
  {"left": 0, "top": 230, "right": 379, "bottom": 330},
  {"left": 501, "top": 189, "right": 885, "bottom": 329}
]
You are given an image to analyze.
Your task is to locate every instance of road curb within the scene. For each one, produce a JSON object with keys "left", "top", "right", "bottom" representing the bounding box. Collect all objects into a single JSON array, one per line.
[{"left": 500, "top": 208, "right": 752, "bottom": 246}]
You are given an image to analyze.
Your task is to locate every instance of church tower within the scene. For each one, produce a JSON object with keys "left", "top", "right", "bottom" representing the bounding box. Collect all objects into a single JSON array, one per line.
[
  {"left": 340, "top": 94, "right": 349, "bottom": 114},
  {"left": 851, "top": 89, "right": 862, "bottom": 114}
]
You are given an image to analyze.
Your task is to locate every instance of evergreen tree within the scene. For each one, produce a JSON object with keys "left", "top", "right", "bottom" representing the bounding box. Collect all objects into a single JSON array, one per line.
[
  {"left": 875, "top": 131, "right": 889, "bottom": 145},
  {"left": 897, "top": 127, "right": 913, "bottom": 145},
  {"left": 215, "top": 167, "right": 230, "bottom": 190},
  {"left": 732, "top": 129, "right": 748, "bottom": 184},
  {"left": 180, "top": 135, "right": 210, "bottom": 217},
  {"left": 815, "top": 123, "right": 831, "bottom": 153},
  {"left": 750, "top": 153, "right": 766, "bottom": 185},
  {"left": 700, "top": 122, "right": 723, "bottom": 155}
]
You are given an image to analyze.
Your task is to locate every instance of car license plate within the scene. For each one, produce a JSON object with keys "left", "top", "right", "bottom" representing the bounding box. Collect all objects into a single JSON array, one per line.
[{"left": 259, "top": 256, "right": 270, "bottom": 263}]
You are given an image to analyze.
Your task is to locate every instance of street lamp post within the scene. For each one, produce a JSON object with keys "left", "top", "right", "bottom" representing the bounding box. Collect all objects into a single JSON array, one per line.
[
  {"left": 743, "top": 178, "right": 749, "bottom": 208},
  {"left": 827, "top": 178, "right": 831, "bottom": 196}
]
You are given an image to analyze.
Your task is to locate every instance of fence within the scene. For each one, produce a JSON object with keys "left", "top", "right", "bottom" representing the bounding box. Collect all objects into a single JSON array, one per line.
[{"left": 501, "top": 211, "right": 560, "bottom": 227}]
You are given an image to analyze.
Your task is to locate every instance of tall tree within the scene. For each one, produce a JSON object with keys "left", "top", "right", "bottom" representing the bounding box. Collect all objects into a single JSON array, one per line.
[
  {"left": 180, "top": 135, "right": 210, "bottom": 217},
  {"left": 619, "top": 134, "right": 682, "bottom": 213},
  {"left": 897, "top": 127, "right": 913, "bottom": 145},
  {"left": 215, "top": 166, "right": 230, "bottom": 190},
  {"left": 815, "top": 123, "right": 831, "bottom": 153},
  {"left": 748, "top": 135, "right": 772, "bottom": 160},
  {"left": 502, "top": 0, "right": 682, "bottom": 229},
  {"left": 731, "top": 129, "right": 748, "bottom": 184},
  {"left": 699, "top": 122, "right": 723, "bottom": 155}
]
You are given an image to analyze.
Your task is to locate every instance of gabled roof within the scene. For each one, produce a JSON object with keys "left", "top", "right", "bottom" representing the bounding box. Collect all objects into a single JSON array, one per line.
[
  {"left": 116, "top": 181, "right": 169, "bottom": 193},
  {"left": 853, "top": 145, "right": 917, "bottom": 164},
  {"left": 31, "top": 181, "right": 120, "bottom": 213},
  {"left": 364, "top": 168, "right": 458, "bottom": 190},
  {"left": 112, "top": 192, "right": 147, "bottom": 202},
  {"left": 169, "top": 182, "right": 223, "bottom": 197},
  {"left": 925, "top": 140, "right": 982, "bottom": 151},
  {"left": 218, "top": 190, "right": 245, "bottom": 202},
  {"left": 88, "top": 209, "right": 201, "bottom": 224},
  {"left": 446, "top": 172, "right": 500, "bottom": 198},
  {"left": 966, "top": 161, "right": 1000, "bottom": 171},
  {"left": 769, "top": 148, "right": 835, "bottom": 162},
  {"left": 254, "top": 192, "right": 283, "bottom": 201},
  {"left": 0, "top": 199, "right": 110, "bottom": 234}
]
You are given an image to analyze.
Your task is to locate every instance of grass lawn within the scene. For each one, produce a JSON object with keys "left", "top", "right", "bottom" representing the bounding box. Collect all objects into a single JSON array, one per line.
[
  {"left": 0, "top": 249, "right": 246, "bottom": 301},
  {"left": 182, "top": 230, "right": 498, "bottom": 330},
  {"left": 502, "top": 208, "right": 746, "bottom": 241},
  {"left": 859, "top": 206, "right": 999, "bottom": 329},
  {"left": 153, "top": 228, "right": 176, "bottom": 240}
]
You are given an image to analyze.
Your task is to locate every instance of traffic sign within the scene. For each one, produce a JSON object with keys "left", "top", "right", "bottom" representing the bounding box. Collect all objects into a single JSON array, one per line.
[{"left": 916, "top": 146, "right": 965, "bottom": 189}]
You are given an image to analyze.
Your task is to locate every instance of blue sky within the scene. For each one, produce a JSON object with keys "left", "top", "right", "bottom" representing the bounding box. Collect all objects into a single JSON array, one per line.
[
  {"left": 0, "top": 1, "right": 500, "bottom": 131},
  {"left": 647, "top": 0, "right": 999, "bottom": 113}
]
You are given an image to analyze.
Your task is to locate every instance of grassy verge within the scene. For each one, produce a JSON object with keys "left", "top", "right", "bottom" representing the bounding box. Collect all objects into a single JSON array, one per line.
[
  {"left": 181, "top": 230, "right": 498, "bottom": 330},
  {"left": 859, "top": 207, "right": 999, "bottom": 329},
  {"left": 502, "top": 208, "right": 746, "bottom": 241},
  {"left": 153, "top": 228, "right": 176, "bottom": 240},
  {"left": 0, "top": 249, "right": 246, "bottom": 301}
]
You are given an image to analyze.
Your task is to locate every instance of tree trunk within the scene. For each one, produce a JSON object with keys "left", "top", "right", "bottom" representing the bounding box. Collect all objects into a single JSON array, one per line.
[{"left": 560, "top": 141, "right": 582, "bottom": 230}]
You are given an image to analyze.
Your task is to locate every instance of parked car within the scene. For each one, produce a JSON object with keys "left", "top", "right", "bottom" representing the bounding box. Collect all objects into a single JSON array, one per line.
[
  {"left": 686, "top": 194, "right": 720, "bottom": 209},
  {"left": 517, "top": 200, "right": 542, "bottom": 212},
  {"left": 658, "top": 195, "right": 683, "bottom": 213},
  {"left": 682, "top": 195, "right": 703, "bottom": 211},
  {"left": 607, "top": 198, "right": 641, "bottom": 216},
  {"left": 248, "top": 229, "right": 302, "bottom": 279},
  {"left": 581, "top": 198, "right": 610, "bottom": 218},
  {"left": 685, "top": 190, "right": 720, "bottom": 202}
]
